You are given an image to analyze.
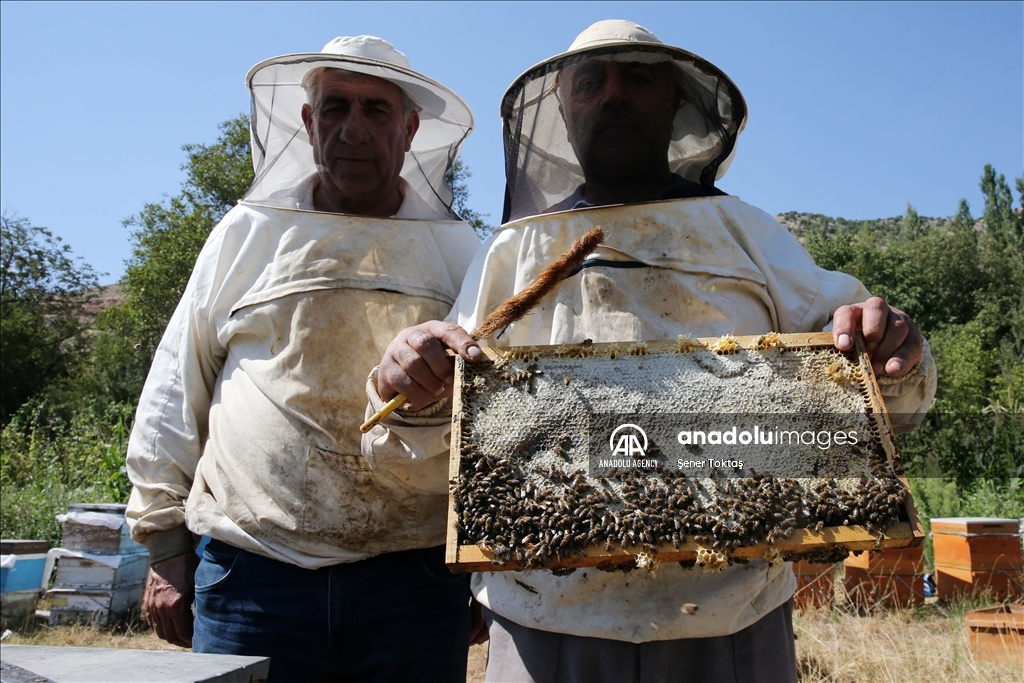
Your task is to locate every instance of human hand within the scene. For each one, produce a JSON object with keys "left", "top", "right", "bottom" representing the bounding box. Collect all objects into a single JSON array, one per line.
[
  {"left": 377, "top": 321, "right": 483, "bottom": 410},
  {"left": 469, "top": 597, "right": 489, "bottom": 646},
  {"left": 143, "top": 552, "right": 199, "bottom": 647},
  {"left": 832, "top": 296, "right": 922, "bottom": 377}
]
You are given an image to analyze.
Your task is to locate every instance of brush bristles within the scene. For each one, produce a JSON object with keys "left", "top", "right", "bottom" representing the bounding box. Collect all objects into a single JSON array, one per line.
[{"left": 472, "top": 226, "right": 605, "bottom": 341}]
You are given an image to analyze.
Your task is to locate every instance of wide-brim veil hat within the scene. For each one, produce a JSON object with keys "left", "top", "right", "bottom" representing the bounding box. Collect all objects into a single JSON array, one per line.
[
  {"left": 500, "top": 20, "right": 747, "bottom": 222},
  {"left": 245, "top": 36, "right": 474, "bottom": 215}
]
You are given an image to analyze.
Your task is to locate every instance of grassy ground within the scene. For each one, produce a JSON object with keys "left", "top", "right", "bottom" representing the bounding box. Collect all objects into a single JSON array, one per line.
[
  {"left": 793, "top": 602, "right": 1022, "bottom": 682},
  {"left": 2, "top": 602, "right": 1020, "bottom": 682},
  {"left": 1, "top": 608, "right": 489, "bottom": 679}
]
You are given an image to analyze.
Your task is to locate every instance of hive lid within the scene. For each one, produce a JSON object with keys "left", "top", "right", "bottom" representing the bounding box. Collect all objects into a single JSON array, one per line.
[
  {"left": 0, "top": 540, "right": 50, "bottom": 555},
  {"left": 67, "top": 504, "right": 127, "bottom": 515},
  {"left": 930, "top": 518, "right": 1021, "bottom": 536}
]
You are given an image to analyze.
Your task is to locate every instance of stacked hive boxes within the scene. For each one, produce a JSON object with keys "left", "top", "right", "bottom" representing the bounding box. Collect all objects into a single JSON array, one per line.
[
  {"left": 792, "top": 560, "right": 835, "bottom": 610},
  {"left": 46, "top": 504, "right": 149, "bottom": 626},
  {"left": 0, "top": 540, "right": 51, "bottom": 626},
  {"left": 844, "top": 545, "right": 925, "bottom": 607},
  {"left": 931, "top": 517, "right": 1023, "bottom": 601}
]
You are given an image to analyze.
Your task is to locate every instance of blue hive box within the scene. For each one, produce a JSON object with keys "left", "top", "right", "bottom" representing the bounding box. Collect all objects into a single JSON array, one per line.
[{"left": 1, "top": 540, "right": 51, "bottom": 625}]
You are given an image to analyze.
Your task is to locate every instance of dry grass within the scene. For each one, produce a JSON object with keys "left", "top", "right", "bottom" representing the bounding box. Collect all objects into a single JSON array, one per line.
[
  {"left": 2, "top": 609, "right": 487, "bottom": 677},
  {"left": 794, "top": 602, "right": 1023, "bottom": 683},
  {"left": 4, "top": 604, "right": 1021, "bottom": 682},
  {"left": 468, "top": 642, "right": 488, "bottom": 682},
  {"left": 2, "top": 616, "right": 183, "bottom": 652},
  {"left": 1, "top": 608, "right": 183, "bottom": 652}
]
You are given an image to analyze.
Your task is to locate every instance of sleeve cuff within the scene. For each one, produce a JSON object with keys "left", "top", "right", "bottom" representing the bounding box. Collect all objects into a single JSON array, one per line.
[{"left": 144, "top": 526, "right": 197, "bottom": 564}]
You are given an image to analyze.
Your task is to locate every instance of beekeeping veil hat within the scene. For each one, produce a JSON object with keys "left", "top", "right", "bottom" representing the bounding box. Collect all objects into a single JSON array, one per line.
[
  {"left": 501, "top": 20, "right": 747, "bottom": 222},
  {"left": 245, "top": 36, "right": 473, "bottom": 215}
]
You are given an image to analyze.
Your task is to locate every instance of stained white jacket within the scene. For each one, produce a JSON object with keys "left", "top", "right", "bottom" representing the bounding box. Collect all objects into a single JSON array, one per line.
[
  {"left": 126, "top": 183, "right": 479, "bottom": 567},
  {"left": 364, "top": 196, "right": 936, "bottom": 640}
]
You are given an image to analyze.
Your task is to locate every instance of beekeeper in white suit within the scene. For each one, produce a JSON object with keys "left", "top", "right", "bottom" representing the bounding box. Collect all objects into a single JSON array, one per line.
[
  {"left": 126, "top": 36, "right": 481, "bottom": 681},
  {"left": 370, "top": 20, "right": 936, "bottom": 682}
]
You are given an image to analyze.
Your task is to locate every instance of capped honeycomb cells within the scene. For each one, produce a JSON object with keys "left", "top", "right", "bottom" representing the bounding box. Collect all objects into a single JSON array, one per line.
[{"left": 450, "top": 334, "right": 909, "bottom": 573}]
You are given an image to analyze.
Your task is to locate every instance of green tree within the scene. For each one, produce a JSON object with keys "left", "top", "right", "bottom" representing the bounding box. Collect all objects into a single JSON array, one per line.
[
  {"left": 981, "top": 164, "right": 1022, "bottom": 249},
  {"left": 446, "top": 158, "right": 493, "bottom": 238},
  {"left": 87, "top": 115, "right": 254, "bottom": 404},
  {"left": 801, "top": 165, "right": 1024, "bottom": 494},
  {"left": 0, "top": 214, "right": 100, "bottom": 422},
  {"left": 899, "top": 203, "right": 922, "bottom": 241}
]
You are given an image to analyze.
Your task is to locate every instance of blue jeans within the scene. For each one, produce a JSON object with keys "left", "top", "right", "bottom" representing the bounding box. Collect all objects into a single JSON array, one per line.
[{"left": 193, "top": 540, "right": 471, "bottom": 682}]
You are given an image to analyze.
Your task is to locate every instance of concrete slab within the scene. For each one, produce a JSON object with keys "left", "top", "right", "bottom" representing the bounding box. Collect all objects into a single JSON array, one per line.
[{"left": 0, "top": 646, "right": 269, "bottom": 683}]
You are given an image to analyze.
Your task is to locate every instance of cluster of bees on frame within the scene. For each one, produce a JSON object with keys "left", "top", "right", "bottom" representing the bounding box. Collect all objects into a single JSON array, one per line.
[
  {"left": 452, "top": 336, "right": 908, "bottom": 573},
  {"left": 453, "top": 445, "right": 906, "bottom": 573}
]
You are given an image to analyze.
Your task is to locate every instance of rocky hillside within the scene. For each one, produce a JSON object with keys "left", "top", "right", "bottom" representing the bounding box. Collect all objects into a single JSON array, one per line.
[{"left": 774, "top": 211, "right": 956, "bottom": 241}]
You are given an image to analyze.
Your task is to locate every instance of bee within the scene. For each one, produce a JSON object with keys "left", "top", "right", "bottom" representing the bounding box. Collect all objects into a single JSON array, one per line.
[
  {"left": 626, "top": 341, "right": 649, "bottom": 356},
  {"left": 676, "top": 334, "right": 704, "bottom": 353}
]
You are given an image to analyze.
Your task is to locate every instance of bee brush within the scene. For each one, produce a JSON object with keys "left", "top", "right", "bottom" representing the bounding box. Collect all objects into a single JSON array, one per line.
[{"left": 360, "top": 225, "right": 605, "bottom": 433}]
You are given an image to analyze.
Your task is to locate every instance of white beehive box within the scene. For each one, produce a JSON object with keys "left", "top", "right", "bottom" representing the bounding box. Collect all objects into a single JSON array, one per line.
[
  {"left": 51, "top": 551, "right": 149, "bottom": 591},
  {"left": 46, "top": 585, "right": 146, "bottom": 626},
  {"left": 58, "top": 503, "right": 146, "bottom": 555},
  {"left": 47, "top": 503, "right": 149, "bottom": 626}
]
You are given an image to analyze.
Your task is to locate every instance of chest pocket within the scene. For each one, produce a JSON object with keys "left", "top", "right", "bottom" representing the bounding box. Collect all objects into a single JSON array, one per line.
[{"left": 223, "top": 216, "right": 459, "bottom": 454}]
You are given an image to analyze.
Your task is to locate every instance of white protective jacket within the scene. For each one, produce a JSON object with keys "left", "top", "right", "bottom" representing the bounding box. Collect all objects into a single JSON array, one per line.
[
  {"left": 364, "top": 195, "right": 936, "bottom": 641},
  {"left": 127, "top": 182, "right": 479, "bottom": 567}
]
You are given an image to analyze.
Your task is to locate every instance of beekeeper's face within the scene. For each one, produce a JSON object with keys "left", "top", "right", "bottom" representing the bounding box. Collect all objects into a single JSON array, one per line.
[
  {"left": 560, "top": 59, "right": 680, "bottom": 185},
  {"left": 302, "top": 69, "right": 419, "bottom": 213}
]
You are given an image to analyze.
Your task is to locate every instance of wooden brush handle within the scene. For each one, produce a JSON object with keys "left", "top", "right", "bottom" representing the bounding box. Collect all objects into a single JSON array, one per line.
[
  {"left": 360, "top": 393, "right": 408, "bottom": 433},
  {"left": 360, "top": 226, "right": 605, "bottom": 433}
]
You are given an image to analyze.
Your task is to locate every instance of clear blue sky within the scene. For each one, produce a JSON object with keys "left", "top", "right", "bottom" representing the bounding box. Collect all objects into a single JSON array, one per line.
[{"left": 2, "top": 1, "right": 1021, "bottom": 284}]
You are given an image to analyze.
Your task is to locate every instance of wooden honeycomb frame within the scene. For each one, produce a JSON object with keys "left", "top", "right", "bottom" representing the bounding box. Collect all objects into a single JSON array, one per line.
[{"left": 446, "top": 332, "right": 924, "bottom": 572}]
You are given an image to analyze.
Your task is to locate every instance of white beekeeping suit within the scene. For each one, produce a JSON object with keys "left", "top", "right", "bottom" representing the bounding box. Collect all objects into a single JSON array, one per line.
[
  {"left": 127, "top": 36, "right": 481, "bottom": 569},
  {"left": 365, "top": 20, "right": 935, "bottom": 645}
]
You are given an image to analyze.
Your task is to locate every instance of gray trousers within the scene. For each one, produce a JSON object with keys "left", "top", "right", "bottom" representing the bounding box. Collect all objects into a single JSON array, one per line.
[{"left": 483, "top": 599, "right": 797, "bottom": 683}]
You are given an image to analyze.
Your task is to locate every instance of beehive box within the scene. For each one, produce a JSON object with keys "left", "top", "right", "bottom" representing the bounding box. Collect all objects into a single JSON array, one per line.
[
  {"left": 58, "top": 503, "right": 145, "bottom": 555},
  {"left": 51, "top": 552, "right": 148, "bottom": 591},
  {"left": 47, "top": 585, "right": 145, "bottom": 626},
  {"left": 792, "top": 560, "right": 836, "bottom": 610},
  {"left": 844, "top": 545, "right": 925, "bottom": 607},
  {"left": 1, "top": 540, "right": 51, "bottom": 627},
  {"left": 47, "top": 504, "right": 149, "bottom": 625},
  {"left": 966, "top": 604, "right": 1024, "bottom": 663},
  {"left": 932, "top": 517, "right": 1023, "bottom": 601},
  {"left": 447, "top": 332, "right": 923, "bottom": 572}
]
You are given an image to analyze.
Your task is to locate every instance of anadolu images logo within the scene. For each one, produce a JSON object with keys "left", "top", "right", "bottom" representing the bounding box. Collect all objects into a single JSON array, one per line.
[{"left": 609, "top": 424, "right": 648, "bottom": 457}]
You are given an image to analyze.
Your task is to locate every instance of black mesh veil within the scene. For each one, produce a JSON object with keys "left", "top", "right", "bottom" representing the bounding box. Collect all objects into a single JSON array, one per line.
[{"left": 501, "top": 42, "right": 747, "bottom": 222}]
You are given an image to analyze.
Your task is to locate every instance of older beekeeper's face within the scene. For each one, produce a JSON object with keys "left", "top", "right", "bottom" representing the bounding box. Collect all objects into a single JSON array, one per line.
[
  {"left": 559, "top": 59, "right": 680, "bottom": 185},
  {"left": 302, "top": 68, "right": 419, "bottom": 215}
]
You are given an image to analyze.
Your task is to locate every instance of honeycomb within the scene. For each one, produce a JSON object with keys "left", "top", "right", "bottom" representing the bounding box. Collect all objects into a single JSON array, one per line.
[{"left": 447, "top": 332, "right": 921, "bottom": 573}]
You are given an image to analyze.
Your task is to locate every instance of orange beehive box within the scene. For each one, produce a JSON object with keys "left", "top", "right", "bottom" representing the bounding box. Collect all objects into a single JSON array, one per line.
[
  {"left": 793, "top": 561, "right": 835, "bottom": 610},
  {"left": 936, "top": 565, "right": 1023, "bottom": 602},
  {"left": 966, "top": 604, "right": 1024, "bottom": 663},
  {"left": 845, "top": 544, "right": 925, "bottom": 574},
  {"left": 844, "top": 545, "right": 924, "bottom": 607},
  {"left": 932, "top": 517, "right": 1023, "bottom": 601}
]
